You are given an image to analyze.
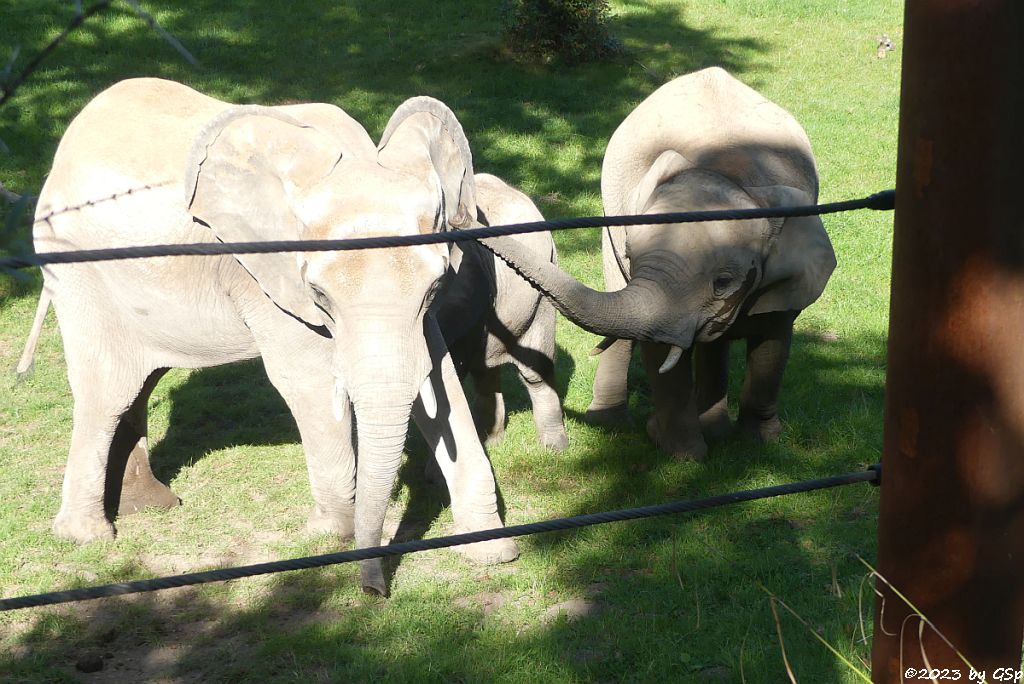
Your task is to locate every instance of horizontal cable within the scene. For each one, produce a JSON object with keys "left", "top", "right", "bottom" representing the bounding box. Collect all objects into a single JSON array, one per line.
[
  {"left": 0, "top": 464, "right": 879, "bottom": 611},
  {"left": 0, "top": 189, "right": 895, "bottom": 271}
]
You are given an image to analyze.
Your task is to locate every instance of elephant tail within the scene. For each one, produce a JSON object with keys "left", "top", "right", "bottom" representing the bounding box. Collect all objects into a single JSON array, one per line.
[{"left": 16, "top": 289, "right": 50, "bottom": 380}]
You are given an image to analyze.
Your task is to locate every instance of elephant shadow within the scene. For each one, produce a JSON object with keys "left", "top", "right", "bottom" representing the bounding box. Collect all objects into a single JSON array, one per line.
[
  {"left": 148, "top": 348, "right": 575, "bottom": 576},
  {"left": 389, "top": 341, "right": 577, "bottom": 579},
  {"left": 149, "top": 360, "right": 300, "bottom": 484},
  {"left": 559, "top": 326, "right": 875, "bottom": 436}
]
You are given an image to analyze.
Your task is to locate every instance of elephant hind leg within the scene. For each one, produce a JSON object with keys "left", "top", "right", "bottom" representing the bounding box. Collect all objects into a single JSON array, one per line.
[
  {"left": 54, "top": 358, "right": 168, "bottom": 543},
  {"left": 471, "top": 365, "right": 506, "bottom": 447},
  {"left": 114, "top": 368, "right": 180, "bottom": 518}
]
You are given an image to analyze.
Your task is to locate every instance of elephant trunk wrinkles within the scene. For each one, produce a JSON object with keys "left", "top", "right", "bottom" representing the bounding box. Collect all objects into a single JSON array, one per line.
[
  {"left": 344, "top": 338, "right": 425, "bottom": 597},
  {"left": 351, "top": 396, "right": 415, "bottom": 598},
  {"left": 480, "top": 235, "right": 677, "bottom": 345}
]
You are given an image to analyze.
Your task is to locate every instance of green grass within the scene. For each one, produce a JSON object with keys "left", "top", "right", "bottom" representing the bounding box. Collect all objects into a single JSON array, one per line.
[{"left": 1, "top": 0, "right": 900, "bottom": 681}]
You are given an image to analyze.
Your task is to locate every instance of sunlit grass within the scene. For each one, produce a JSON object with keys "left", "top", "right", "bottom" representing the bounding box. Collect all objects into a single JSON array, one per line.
[{"left": 0, "top": 0, "right": 901, "bottom": 681}]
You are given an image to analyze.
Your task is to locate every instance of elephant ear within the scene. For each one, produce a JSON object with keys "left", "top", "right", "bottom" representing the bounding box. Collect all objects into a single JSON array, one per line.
[
  {"left": 628, "top": 150, "right": 695, "bottom": 215},
  {"left": 185, "top": 106, "right": 342, "bottom": 324},
  {"left": 377, "top": 96, "right": 476, "bottom": 229},
  {"left": 745, "top": 185, "right": 837, "bottom": 315}
]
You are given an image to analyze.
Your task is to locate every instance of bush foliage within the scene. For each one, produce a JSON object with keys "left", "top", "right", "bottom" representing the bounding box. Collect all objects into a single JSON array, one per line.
[{"left": 501, "top": 0, "right": 619, "bottom": 63}]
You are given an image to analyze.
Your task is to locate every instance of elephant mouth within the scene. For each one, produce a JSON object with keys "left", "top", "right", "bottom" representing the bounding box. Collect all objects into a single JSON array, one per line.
[{"left": 697, "top": 314, "right": 733, "bottom": 343}]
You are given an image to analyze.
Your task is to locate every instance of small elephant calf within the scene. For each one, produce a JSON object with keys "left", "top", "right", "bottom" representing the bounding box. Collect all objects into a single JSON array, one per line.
[
  {"left": 437, "top": 173, "right": 568, "bottom": 452},
  {"left": 480, "top": 68, "right": 836, "bottom": 460}
]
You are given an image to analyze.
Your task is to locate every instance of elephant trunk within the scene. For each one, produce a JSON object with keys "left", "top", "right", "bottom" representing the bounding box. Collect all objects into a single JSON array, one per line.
[
  {"left": 342, "top": 335, "right": 426, "bottom": 597},
  {"left": 480, "top": 235, "right": 682, "bottom": 346},
  {"left": 350, "top": 388, "right": 416, "bottom": 597}
]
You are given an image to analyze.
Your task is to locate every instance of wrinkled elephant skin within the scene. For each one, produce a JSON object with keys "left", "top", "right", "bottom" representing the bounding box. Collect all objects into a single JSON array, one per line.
[
  {"left": 480, "top": 68, "right": 835, "bottom": 459},
  {"left": 32, "top": 78, "right": 516, "bottom": 596}
]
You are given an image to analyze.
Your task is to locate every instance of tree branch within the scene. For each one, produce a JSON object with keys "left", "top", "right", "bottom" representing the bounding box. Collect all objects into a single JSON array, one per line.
[{"left": 0, "top": 0, "right": 114, "bottom": 109}]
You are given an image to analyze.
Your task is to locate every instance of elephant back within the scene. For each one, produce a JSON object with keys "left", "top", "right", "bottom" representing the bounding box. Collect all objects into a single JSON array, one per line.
[{"left": 601, "top": 67, "right": 818, "bottom": 216}]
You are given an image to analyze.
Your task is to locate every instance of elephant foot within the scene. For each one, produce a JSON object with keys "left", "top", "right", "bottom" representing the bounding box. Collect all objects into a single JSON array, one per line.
[
  {"left": 360, "top": 559, "right": 388, "bottom": 597},
  {"left": 539, "top": 427, "right": 569, "bottom": 451},
  {"left": 699, "top": 407, "right": 734, "bottom": 442},
  {"left": 306, "top": 505, "right": 354, "bottom": 539},
  {"left": 453, "top": 537, "right": 520, "bottom": 565},
  {"left": 646, "top": 415, "right": 708, "bottom": 461},
  {"left": 584, "top": 402, "right": 630, "bottom": 426},
  {"left": 737, "top": 413, "right": 783, "bottom": 442},
  {"left": 52, "top": 509, "right": 115, "bottom": 544},
  {"left": 118, "top": 478, "right": 181, "bottom": 517}
]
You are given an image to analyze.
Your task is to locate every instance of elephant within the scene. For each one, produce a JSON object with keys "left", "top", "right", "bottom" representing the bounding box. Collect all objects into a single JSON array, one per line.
[
  {"left": 27, "top": 77, "right": 518, "bottom": 595},
  {"left": 437, "top": 173, "right": 568, "bottom": 452},
  {"left": 477, "top": 67, "right": 836, "bottom": 460}
]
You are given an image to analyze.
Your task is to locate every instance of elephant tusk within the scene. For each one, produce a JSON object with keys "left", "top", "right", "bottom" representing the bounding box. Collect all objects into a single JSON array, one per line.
[
  {"left": 659, "top": 345, "right": 684, "bottom": 374},
  {"left": 420, "top": 377, "right": 438, "bottom": 420},
  {"left": 589, "top": 335, "right": 618, "bottom": 357}
]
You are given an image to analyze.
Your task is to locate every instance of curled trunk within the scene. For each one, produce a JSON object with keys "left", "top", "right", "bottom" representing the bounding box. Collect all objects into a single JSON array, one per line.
[{"left": 480, "top": 235, "right": 690, "bottom": 348}]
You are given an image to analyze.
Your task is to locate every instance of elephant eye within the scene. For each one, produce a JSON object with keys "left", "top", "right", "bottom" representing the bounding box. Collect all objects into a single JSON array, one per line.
[
  {"left": 309, "top": 285, "right": 334, "bottom": 320},
  {"left": 712, "top": 273, "right": 734, "bottom": 296}
]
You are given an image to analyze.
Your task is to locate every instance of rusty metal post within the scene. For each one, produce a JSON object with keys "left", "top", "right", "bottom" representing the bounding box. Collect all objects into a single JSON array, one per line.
[{"left": 872, "top": 1, "right": 1024, "bottom": 681}]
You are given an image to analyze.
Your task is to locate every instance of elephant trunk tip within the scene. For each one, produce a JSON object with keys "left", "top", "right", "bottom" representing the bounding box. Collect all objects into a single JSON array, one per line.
[{"left": 360, "top": 560, "right": 389, "bottom": 597}]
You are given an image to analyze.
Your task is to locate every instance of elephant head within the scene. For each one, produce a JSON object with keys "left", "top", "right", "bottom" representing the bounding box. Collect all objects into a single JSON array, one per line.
[
  {"left": 480, "top": 68, "right": 835, "bottom": 371},
  {"left": 184, "top": 96, "right": 476, "bottom": 594}
]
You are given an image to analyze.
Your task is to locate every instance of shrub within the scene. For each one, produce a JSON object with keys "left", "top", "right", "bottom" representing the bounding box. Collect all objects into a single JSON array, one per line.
[{"left": 501, "top": 0, "right": 619, "bottom": 64}]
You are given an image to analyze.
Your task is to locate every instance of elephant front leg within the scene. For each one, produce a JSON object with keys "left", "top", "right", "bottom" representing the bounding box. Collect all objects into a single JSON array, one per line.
[
  {"left": 694, "top": 338, "right": 733, "bottom": 441},
  {"left": 737, "top": 311, "right": 798, "bottom": 442},
  {"left": 513, "top": 358, "right": 568, "bottom": 451},
  {"left": 640, "top": 342, "right": 706, "bottom": 460},
  {"left": 302, "top": 427, "right": 357, "bottom": 540},
  {"left": 414, "top": 351, "right": 518, "bottom": 566},
  {"left": 586, "top": 338, "right": 634, "bottom": 424},
  {"left": 258, "top": 347, "right": 356, "bottom": 539}
]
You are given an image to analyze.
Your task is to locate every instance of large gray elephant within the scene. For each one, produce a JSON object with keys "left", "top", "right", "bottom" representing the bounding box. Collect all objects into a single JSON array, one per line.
[
  {"left": 438, "top": 173, "right": 567, "bottom": 452},
  {"left": 479, "top": 67, "right": 836, "bottom": 460},
  {"left": 29, "top": 77, "right": 517, "bottom": 595}
]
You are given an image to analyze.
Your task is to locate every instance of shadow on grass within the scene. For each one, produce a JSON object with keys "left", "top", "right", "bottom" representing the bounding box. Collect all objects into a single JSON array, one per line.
[
  {"left": 0, "top": 0, "right": 770, "bottom": 233},
  {"left": 0, "top": 1, "right": 904, "bottom": 681},
  {"left": 2, "top": 328, "right": 886, "bottom": 682},
  {"left": 149, "top": 360, "right": 299, "bottom": 485}
]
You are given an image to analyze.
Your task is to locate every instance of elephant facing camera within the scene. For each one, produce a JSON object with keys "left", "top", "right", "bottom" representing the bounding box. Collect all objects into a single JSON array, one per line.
[{"left": 24, "top": 79, "right": 522, "bottom": 597}]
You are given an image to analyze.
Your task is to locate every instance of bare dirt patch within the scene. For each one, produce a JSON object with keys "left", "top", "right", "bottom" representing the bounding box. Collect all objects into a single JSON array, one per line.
[{"left": 540, "top": 597, "right": 600, "bottom": 624}]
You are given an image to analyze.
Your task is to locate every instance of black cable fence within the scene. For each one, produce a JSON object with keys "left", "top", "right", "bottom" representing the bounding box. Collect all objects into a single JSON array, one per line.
[
  {"left": 0, "top": 465, "right": 880, "bottom": 612},
  {"left": 0, "top": 189, "right": 895, "bottom": 270},
  {"left": 0, "top": 189, "right": 894, "bottom": 611}
]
